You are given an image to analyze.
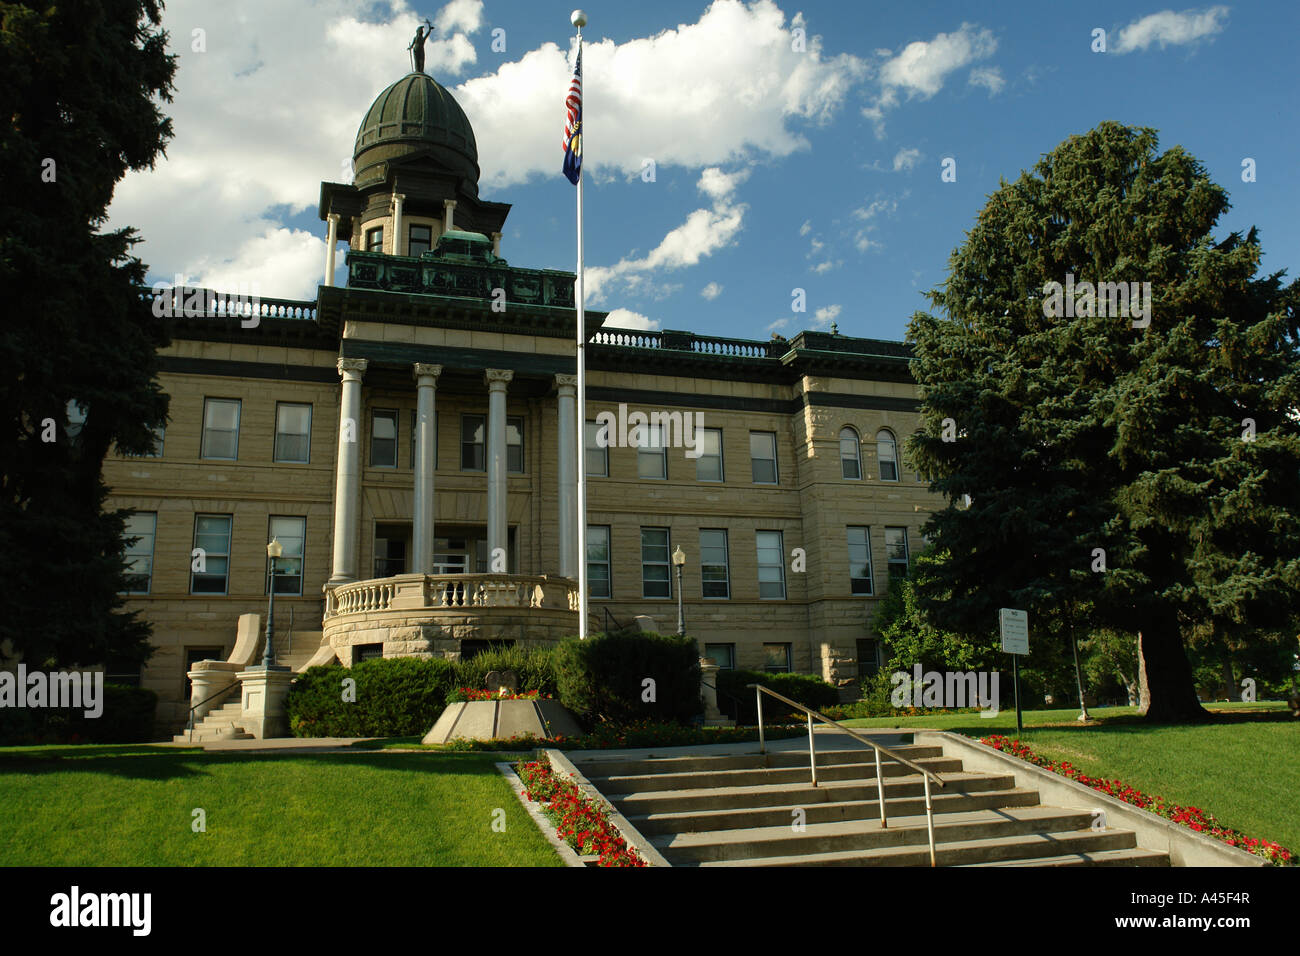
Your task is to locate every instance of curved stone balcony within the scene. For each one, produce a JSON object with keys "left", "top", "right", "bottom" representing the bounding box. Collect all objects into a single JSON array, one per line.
[{"left": 322, "top": 573, "right": 580, "bottom": 661}]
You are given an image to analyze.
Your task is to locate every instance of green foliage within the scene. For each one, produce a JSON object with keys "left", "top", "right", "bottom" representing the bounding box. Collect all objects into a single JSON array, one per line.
[
  {"left": 0, "top": 683, "right": 157, "bottom": 744},
  {"left": 0, "top": 1, "right": 176, "bottom": 669},
  {"left": 451, "top": 644, "right": 559, "bottom": 695},
  {"left": 287, "top": 658, "right": 455, "bottom": 738},
  {"left": 553, "top": 631, "right": 700, "bottom": 726},
  {"left": 715, "top": 668, "right": 841, "bottom": 724}
]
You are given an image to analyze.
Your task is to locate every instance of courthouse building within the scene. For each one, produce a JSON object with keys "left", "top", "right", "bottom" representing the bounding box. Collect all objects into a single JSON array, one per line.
[{"left": 104, "top": 71, "right": 938, "bottom": 733}]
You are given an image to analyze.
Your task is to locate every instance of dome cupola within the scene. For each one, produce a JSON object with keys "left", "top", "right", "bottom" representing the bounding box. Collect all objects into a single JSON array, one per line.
[{"left": 353, "top": 72, "right": 479, "bottom": 191}]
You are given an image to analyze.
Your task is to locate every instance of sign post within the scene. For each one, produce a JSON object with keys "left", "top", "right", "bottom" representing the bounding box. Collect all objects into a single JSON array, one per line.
[{"left": 999, "top": 608, "right": 1029, "bottom": 736}]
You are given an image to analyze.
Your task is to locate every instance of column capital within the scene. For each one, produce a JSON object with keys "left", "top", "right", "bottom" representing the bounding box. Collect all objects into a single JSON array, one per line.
[
  {"left": 413, "top": 362, "right": 443, "bottom": 382},
  {"left": 337, "top": 357, "right": 368, "bottom": 380},
  {"left": 554, "top": 373, "right": 578, "bottom": 393},
  {"left": 327, "top": 212, "right": 340, "bottom": 225},
  {"left": 392, "top": 192, "right": 406, "bottom": 203},
  {"left": 485, "top": 368, "right": 514, "bottom": 390},
  {"left": 443, "top": 199, "right": 458, "bottom": 210}
]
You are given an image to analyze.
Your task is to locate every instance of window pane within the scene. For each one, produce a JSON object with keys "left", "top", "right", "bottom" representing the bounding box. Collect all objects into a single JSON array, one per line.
[
  {"left": 269, "top": 516, "right": 305, "bottom": 595},
  {"left": 641, "top": 528, "right": 670, "bottom": 597},
  {"left": 696, "top": 428, "right": 723, "bottom": 481},
  {"left": 461, "top": 415, "right": 485, "bottom": 470},
  {"left": 122, "top": 513, "right": 156, "bottom": 593},
  {"left": 705, "top": 644, "right": 735, "bottom": 669},
  {"left": 750, "top": 431, "right": 777, "bottom": 483},
  {"left": 409, "top": 224, "right": 432, "bottom": 257},
  {"left": 275, "top": 404, "right": 311, "bottom": 463},
  {"left": 585, "top": 421, "right": 608, "bottom": 476},
  {"left": 840, "top": 428, "right": 861, "bottom": 479},
  {"left": 507, "top": 418, "right": 524, "bottom": 473},
  {"left": 192, "top": 515, "right": 231, "bottom": 593},
  {"left": 877, "top": 429, "right": 898, "bottom": 481},
  {"left": 367, "top": 227, "right": 383, "bottom": 252},
  {"left": 763, "top": 643, "right": 791, "bottom": 673},
  {"left": 756, "top": 531, "right": 785, "bottom": 599},
  {"left": 371, "top": 410, "right": 398, "bottom": 467},
  {"left": 847, "top": 526, "right": 873, "bottom": 595},
  {"left": 637, "top": 424, "right": 666, "bottom": 479},
  {"left": 587, "top": 526, "right": 611, "bottom": 599},
  {"left": 700, "top": 529, "right": 729, "bottom": 598},
  {"left": 202, "top": 400, "right": 240, "bottom": 459}
]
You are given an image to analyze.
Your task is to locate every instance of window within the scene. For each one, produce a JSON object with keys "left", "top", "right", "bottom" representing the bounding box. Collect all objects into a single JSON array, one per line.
[
  {"left": 637, "top": 423, "right": 667, "bottom": 479},
  {"left": 409, "top": 224, "right": 433, "bottom": 257},
  {"left": 750, "top": 431, "right": 778, "bottom": 484},
  {"left": 585, "top": 420, "right": 608, "bottom": 476},
  {"left": 370, "top": 409, "right": 398, "bottom": 467},
  {"left": 355, "top": 643, "right": 384, "bottom": 662},
  {"left": 705, "top": 643, "right": 735, "bottom": 669},
  {"left": 268, "top": 516, "right": 305, "bottom": 595},
  {"left": 374, "top": 523, "right": 409, "bottom": 577},
  {"left": 756, "top": 530, "right": 786, "bottom": 599},
  {"left": 640, "top": 528, "right": 671, "bottom": 598},
  {"left": 847, "top": 526, "right": 873, "bottom": 596},
  {"left": 274, "top": 403, "right": 311, "bottom": 463},
  {"left": 696, "top": 427, "right": 723, "bottom": 481},
  {"left": 122, "top": 512, "right": 156, "bottom": 594},
  {"left": 587, "top": 525, "right": 612, "bottom": 599},
  {"left": 763, "top": 643, "right": 792, "bottom": 673},
  {"left": 201, "top": 399, "right": 240, "bottom": 460},
  {"left": 699, "top": 529, "right": 730, "bottom": 598},
  {"left": 508, "top": 417, "right": 524, "bottom": 473},
  {"left": 191, "top": 514, "right": 232, "bottom": 594},
  {"left": 840, "top": 427, "right": 862, "bottom": 479},
  {"left": 885, "top": 526, "right": 909, "bottom": 578},
  {"left": 877, "top": 429, "right": 899, "bottom": 482},
  {"left": 461, "top": 415, "right": 485, "bottom": 470},
  {"left": 366, "top": 227, "right": 383, "bottom": 252},
  {"left": 857, "top": 638, "right": 881, "bottom": 678}
]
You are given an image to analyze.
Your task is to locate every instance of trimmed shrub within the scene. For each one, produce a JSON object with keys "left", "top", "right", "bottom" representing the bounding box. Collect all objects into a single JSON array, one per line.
[
  {"left": 553, "top": 631, "right": 700, "bottom": 727},
  {"left": 716, "top": 668, "right": 840, "bottom": 724},
  {"left": 287, "top": 657, "right": 455, "bottom": 737},
  {"left": 0, "top": 683, "right": 158, "bottom": 745}
]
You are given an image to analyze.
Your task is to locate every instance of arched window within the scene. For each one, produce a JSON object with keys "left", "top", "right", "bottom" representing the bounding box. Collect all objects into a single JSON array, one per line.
[
  {"left": 839, "top": 427, "right": 861, "bottom": 479},
  {"left": 876, "top": 429, "right": 898, "bottom": 481}
]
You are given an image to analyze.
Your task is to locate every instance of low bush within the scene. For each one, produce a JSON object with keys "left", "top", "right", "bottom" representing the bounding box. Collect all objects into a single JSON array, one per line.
[
  {"left": 553, "top": 631, "right": 700, "bottom": 727},
  {"left": 452, "top": 644, "right": 559, "bottom": 696},
  {"left": 0, "top": 683, "right": 158, "bottom": 745},
  {"left": 287, "top": 657, "right": 455, "bottom": 737},
  {"left": 715, "top": 668, "right": 841, "bottom": 724}
]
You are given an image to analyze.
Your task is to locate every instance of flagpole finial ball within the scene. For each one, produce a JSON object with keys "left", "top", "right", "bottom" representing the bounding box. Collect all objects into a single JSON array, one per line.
[{"left": 571, "top": 10, "right": 587, "bottom": 28}]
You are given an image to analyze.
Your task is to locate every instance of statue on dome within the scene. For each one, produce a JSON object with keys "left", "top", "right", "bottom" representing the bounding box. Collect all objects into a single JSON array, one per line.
[{"left": 408, "top": 18, "right": 434, "bottom": 74}]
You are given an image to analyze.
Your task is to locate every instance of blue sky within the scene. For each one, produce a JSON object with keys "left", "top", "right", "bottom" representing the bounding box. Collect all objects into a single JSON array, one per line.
[{"left": 113, "top": 1, "right": 1299, "bottom": 344}]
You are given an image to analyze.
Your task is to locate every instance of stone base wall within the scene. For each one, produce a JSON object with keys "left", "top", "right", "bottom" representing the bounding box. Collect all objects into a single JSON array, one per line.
[{"left": 324, "top": 608, "right": 579, "bottom": 665}]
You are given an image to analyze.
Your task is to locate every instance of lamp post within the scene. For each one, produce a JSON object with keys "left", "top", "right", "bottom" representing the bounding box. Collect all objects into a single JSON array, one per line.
[
  {"left": 263, "top": 537, "right": 283, "bottom": 668},
  {"left": 672, "top": 545, "right": 686, "bottom": 638}
]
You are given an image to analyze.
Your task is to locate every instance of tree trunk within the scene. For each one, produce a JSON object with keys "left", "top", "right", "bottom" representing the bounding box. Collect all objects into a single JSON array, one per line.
[
  {"left": 1137, "top": 626, "right": 1208, "bottom": 722},
  {"left": 1220, "top": 659, "right": 1236, "bottom": 701}
]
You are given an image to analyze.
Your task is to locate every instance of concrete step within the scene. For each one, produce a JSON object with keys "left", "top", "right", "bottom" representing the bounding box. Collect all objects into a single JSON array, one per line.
[
  {"left": 628, "top": 786, "right": 1042, "bottom": 835},
  {"left": 697, "top": 827, "right": 1150, "bottom": 867},
  {"left": 960, "top": 847, "right": 1171, "bottom": 867},
  {"left": 655, "top": 805, "right": 1100, "bottom": 864},
  {"left": 574, "top": 743, "right": 941, "bottom": 778},
  {"left": 591, "top": 755, "right": 962, "bottom": 794}
]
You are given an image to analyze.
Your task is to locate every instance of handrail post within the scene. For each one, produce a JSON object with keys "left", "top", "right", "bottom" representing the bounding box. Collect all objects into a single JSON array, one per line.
[
  {"left": 756, "top": 687, "right": 765, "bottom": 755},
  {"left": 807, "top": 711, "right": 817, "bottom": 787},
  {"left": 876, "top": 749, "right": 887, "bottom": 828},
  {"left": 924, "top": 774, "right": 936, "bottom": 867}
]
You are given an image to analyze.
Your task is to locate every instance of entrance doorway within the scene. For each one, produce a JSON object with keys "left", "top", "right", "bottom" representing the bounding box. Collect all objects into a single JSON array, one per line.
[{"left": 374, "top": 522, "right": 410, "bottom": 577}]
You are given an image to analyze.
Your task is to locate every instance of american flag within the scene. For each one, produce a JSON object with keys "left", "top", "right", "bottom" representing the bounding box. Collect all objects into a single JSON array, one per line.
[{"left": 562, "top": 47, "right": 582, "bottom": 185}]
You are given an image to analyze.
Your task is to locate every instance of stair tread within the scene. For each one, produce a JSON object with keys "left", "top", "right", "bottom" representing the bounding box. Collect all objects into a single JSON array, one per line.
[
  {"left": 594, "top": 755, "right": 958, "bottom": 785},
  {"left": 959, "top": 847, "right": 1171, "bottom": 867},
  {"left": 610, "top": 770, "right": 1008, "bottom": 802},
  {"left": 627, "top": 787, "right": 1042, "bottom": 824}
]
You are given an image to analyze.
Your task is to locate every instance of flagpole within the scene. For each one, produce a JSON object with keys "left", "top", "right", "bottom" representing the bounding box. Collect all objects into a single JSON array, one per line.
[{"left": 571, "top": 10, "right": 589, "bottom": 639}]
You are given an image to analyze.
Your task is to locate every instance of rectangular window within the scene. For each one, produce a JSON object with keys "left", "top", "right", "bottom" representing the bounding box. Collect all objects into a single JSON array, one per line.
[
  {"left": 704, "top": 643, "right": 735, "bottom": 670},
  {"left": 461, "top": 414, "right": 485, "bottom": 471},
  {"left": 355, "top": 643, "right": 384, "bottom": 662},
  {"left": 641, "top": 527, "right": 671, "bottom": 598},
  {"left": 885, "top": 526, "right": 909, "bottom": 578},
  {"left": 366, "top": 227, "right": 383, "bottom": 252},
  {"left": 408, "top": 224, "right": 433, "bottom": 257},
  {"left": 699, "top": 529, "right": 730, "bottom": 599},
  {"left": 637, "top": 423, "right": 667, "bottom": 480},
  {"left": 750, "top": 431, "right": 778, "bottom": 484},
  {"left": 508, "top": 417, "right": 524, "bottom": 473},
  {"left": 370, "top": 408, "right": 398, "bottom": 468},
  {"left": 585, "top": 420, "right": 608, "bottom": 477},
  {"left": 274, "top": 403, "right": 311, "bottom": 464},
  {"left": 201, "top": 398, "right": 240, "bottom": 460},
  {"left": 763, "top": 643, "right": 792, "bottom": 673},
  {"left": 191, "top": 514, "right": 232, "bottom": 594},
  {"left": 857, "top": 638, "right": 881, "bottom": 679},
  {"left": 847, "top": 526, "right": 874, "bottom": 596},
  {"left": 122, "top": 512, "right": 156, "bottom": 594},
  {"left": 587, "top": 525, "right": 612, "bottom": 599},
  {"left": 268, "top": 516, "right": 305, "bottom": 596},
  {"left": 696, "top": 427, "right": 724, "bottom": 482},
  {"left": 756, "top": 530, "right": 786, "bottom": 599}
]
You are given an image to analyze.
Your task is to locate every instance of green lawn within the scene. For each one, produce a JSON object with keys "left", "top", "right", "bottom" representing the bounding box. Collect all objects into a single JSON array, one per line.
[
  {"left": 0, "top": 745, "right": 562, "bottom": 867},
  {"left": 841, "top": 702, "right": 1300, "bottom": 853}
]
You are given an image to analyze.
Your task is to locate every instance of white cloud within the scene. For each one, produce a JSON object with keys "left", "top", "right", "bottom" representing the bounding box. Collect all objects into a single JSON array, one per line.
[
  {"left": 434, "top": 0, "right": 483, "bottom": 34},
  {"left": 852, "top": 194, "right": 903, "bottom": 252},
  {"left": 799, "top": 219, "right": 812, "bottom": 236},
  {"left": 700, "top": 282, "right": 724, "bottom": 300},
  {"left": 811, "top": 260, "right": 839, "bottom": 274},
  {"left": 1113, "top": 6, "right": 1230, "bottom": 54},
  {"left": 698, "top": 167, "right": 751, "bottom": 202},
  {"left": 813, "top": 304, "right": 842, "bottom": 329},
  {"left": 852, "top": 197, "right": 899, "bottom": 221},
  {"left": 892, "top": 147, "right": 922, "bottom": 171},
  {"left": 968, "top": 65, "right": 1004, "bottom": 94},
  {"left": 186, "top": 227, "right": 327, "bottom": 301},
  {"left": 863, "top": 23, "right": 997, "bottom": 132},
  {"left": 766, "top": 318, "right": 791, "bottom": 334},
  {"left": 603, "top": 308, "right": 659, "bottom": 331}
]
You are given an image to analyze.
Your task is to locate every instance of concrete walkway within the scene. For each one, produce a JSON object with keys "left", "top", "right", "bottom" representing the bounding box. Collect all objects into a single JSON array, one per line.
[{"left": 157, "top": 736, "right": 376, "bottom": 753}]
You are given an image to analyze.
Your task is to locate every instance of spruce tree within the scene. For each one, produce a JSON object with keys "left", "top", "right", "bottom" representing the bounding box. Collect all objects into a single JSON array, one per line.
[
  {"left": 907, "top": 121, "right": 1300, "bottom": 722},
  {"left": 0, "top": 2, "right": 175, "bottom": 668}
]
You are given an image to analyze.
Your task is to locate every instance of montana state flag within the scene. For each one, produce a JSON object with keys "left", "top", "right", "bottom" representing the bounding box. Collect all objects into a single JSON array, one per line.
[{"left": 563, "top": 47, "right": 582, "bottom": 185}]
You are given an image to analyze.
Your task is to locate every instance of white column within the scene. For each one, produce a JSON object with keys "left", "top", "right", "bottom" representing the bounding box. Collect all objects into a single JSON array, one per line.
[
  {"left": 485, "top": 368, "right": 513, "bottom": 570},
  {"left": 442, "top": 199, "right": 457, "bottom": 236},
  {"left": 412, "top": 363, "right": 442, "bottom": 574},
  {"left": 324, "top": 213, "right": 339, "bottom": 287},
  {"left": 392, "top": 193, "right": 405, "bottom": 255},
  {"left": 328, "top": 358, "right": 368, "bottom": 585},
  {"left": 555, "top": 374, "right": 578, "bottom": 578},
  {"left": 491, "top": 231, "right": 502, "bottom": 257}
]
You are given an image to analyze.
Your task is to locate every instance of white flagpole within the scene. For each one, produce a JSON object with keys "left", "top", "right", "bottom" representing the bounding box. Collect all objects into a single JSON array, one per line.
[{"left": 572, "top": 11, "right": 589, "bottom": 639}]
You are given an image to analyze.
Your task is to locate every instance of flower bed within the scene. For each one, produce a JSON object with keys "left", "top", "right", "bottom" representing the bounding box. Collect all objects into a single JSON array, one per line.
[
  {"left": 516, "top": 755, "right": 646, "bottom": 867},
  {"left": 445, "top": 688, "right": 554, "bottom": 703},
  {"left": 979, "top": 735, "right": 1293, "bottom": 866}
]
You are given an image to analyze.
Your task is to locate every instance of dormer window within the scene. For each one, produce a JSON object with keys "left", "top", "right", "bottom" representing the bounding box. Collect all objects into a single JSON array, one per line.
[{"left": 366, "top": 227, "right": 383, "bottom": 252}]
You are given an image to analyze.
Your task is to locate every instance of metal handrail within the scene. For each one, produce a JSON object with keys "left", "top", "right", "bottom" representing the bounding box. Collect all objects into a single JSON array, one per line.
[
  {"left": 184, "top": 681, "right": 240, "bottom": 743},
  {"left": 747, "top": 682, "right": 945, "bottom": 867}
]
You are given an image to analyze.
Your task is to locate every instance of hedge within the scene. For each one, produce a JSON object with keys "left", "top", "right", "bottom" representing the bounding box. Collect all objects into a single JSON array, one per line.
[
  {"left": 287, "top": 656, "right": 455, "bottom": 738},
  {"left": 716, "top": 668, "right": 841, "bottom": 724},
  {"left": 553, "top": 631, "right": 700, "bottom": 727},
  {"left": 0, "top": 683, "right": 158, "bottom": 745}
]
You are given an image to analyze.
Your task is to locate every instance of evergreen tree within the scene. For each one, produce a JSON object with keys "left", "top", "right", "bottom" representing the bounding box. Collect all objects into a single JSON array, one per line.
[
  {"left": 0, "top": 2, "right": 175, "bottom": 668},
  {"left": 907, "top": 122, "right": 1300, "bottom": 722}
]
